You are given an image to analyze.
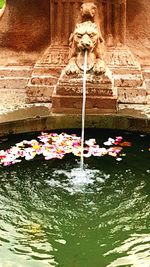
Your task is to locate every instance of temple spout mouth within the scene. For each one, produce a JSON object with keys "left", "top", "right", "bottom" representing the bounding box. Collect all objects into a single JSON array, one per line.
[
  {"left": 83, "top": 48, "right": 87, "bottom": 53},
  {"left": 81, "top": 46, "right": 90, "bottom": 53}
]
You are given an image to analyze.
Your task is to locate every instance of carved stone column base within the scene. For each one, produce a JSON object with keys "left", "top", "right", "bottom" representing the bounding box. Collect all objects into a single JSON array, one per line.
[
  {"left": 52, "top": 70, "right": 118, "bottom": 114},
  {"left": 26, "top": 46, "right": 69, "bottom": 103},
  {"left": 105, "top": 47, "right": 146, "bottom": 104}
]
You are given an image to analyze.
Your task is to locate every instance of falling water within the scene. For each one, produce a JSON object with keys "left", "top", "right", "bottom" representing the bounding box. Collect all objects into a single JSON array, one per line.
[{"left": 80, "top": 50, "right": 87, "bottom": 170}]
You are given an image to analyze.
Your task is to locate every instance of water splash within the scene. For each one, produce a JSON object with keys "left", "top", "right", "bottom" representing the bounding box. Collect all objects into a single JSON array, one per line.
[
  {"left": 47, "top": 166, "right": 107, "bottom": 194},
  {"left": 80, "top": 50, "right": 88, "bottom": 171}
]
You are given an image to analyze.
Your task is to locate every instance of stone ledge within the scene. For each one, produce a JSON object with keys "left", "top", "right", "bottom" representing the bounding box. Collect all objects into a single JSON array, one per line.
[
  {"left": 52, "top": 95, "right": 117, "bottom": 113},
  {"left": 117, "top": 87, "right": 147, "bottom": 104},
  {"left": 1, "top": 113, "right": 150, "bottom": 138},
  {"left": 114, "top": 74, "right": 143, "bottom": 87},
  {"left": 0, "top": 77, "right": 29, "bottom": 89},
  {"left": 0, "top": 66, "right": 33, "bottom": 77}
]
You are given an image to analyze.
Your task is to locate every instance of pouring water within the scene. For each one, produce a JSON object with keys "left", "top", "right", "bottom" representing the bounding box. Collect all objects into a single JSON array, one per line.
[{"left": 80, "top": 50, "right": 87, "bottom": 171}]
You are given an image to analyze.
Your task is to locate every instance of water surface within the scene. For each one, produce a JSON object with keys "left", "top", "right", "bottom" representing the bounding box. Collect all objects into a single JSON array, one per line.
[{"left": 0, "top": 129, "right": 150, "bottom": 267}]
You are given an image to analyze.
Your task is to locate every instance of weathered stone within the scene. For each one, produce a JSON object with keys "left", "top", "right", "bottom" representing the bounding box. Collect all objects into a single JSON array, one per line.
[
  {"left": 0, "top": 89, "right": 27, "bottom": 106},
  {"left": 0, "top": 0, "right": 149, "bottom": 113},
  {"left": 117, "top": 87, "right": 147, "bottom": 104},
  {"left": 145, "top": 80, "right": 150, "bottom": 91},
  {"left": 146, "top": 96, "right": 150, "bottom": 104},
  {"left": 65, "top": 21, "right": 106, "bottom": 75},
  {"left": 55, "top": 71, "right": 113, "bottom": 97},
  {"left": 27, "top": 85, "right": 54, "bottom": 98},
  {"left": 26, "top": 96, "right": 51, "bottom": 104},
  {"left": 0, "top": 66, "right": 33, "bottom": 78},
  {"left": 0, "top": 0, "right": 50, "bottom": 51},
  {"left": 30, "top": 76, "right": 58, "bottom": 86},
  {"left": 56, "top": 85, "right": 113, "bottom": 96},
  {"left": 0, "top": 77, "right": 29, "bottom": 89},
  {"left": 33, "top": 67, "right": 62, "bottom": 78},
  {"left": 52, "top": 95, "right": 117, "bottom": 114},
  {"left": 142, "top": 69, "right": 150, "bottom": 79},
  {"left": 114, "top": 75, "right": 143, "bottom": 88}
]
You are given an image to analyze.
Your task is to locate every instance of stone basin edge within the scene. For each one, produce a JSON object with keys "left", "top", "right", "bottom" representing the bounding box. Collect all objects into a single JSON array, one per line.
[{"left": 0, "top": 113, "right": 150, "bottom": 137}]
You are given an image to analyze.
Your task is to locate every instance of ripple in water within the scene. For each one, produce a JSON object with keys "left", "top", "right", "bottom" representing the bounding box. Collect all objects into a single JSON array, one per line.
[
  {"left": 0, "top": 130, "right": 150, "bottom": 267},
  {"left": 106, "top": 234, "right": 150, "bottom": 267},
  {"left": 46, "top": 165, "right": 108, "bottom": 194}
]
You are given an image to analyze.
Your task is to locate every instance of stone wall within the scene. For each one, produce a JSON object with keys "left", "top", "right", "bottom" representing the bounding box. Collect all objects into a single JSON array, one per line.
[
  {"left": 0, "top": 0, "right": 50, "bottom": 51},
  {"left": 0, "top": 0, "right": 149, "bottom": 63},
  {"left": 126, "top": 0, "right": 150, "bottom": 65}
]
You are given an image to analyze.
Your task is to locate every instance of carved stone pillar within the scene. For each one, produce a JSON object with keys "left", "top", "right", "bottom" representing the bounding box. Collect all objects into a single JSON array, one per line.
[
  {"left": 113, "top": 0, "right": 126, "bottom": 45},
  {"left": 100, "top": 0, "right": 126, "bottom": 46},
  {"left": 50, "top": 0, "right": 82, "bottom": 47}
]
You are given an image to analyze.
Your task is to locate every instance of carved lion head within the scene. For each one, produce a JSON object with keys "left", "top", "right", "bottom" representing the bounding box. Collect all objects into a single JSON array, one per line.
[{"left": 70, "top": 21, "right": 101, "bottom": 52}]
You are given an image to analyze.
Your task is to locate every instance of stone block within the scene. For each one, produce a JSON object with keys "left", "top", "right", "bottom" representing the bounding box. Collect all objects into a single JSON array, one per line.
[
  {"left": 110, "top": 67, "right": 140, "bottom": 75},
  {"left": 30, "top": 76, "right": 58, "bottom": 86},
  {"left": 145, "top": 80, "right": 150, "bottom": 91},
  {"left": 117, "top": 87, "right": 147, "bottom": 104},
  {"left": 26, "top": 96, "right": 51, "bottom": 103},
  {"left": 146, "top": 95, "right": 150, "bottom": 104},
  {"left": 0, "top": 66, "right": 33, "bottom": 78},
  {"left": 0, "top": 89, "right": 27, "bottom": 107},
  {"left": 32, "top": 67, "right": 62, "bottom": 78},
  {"left": 27, "top": 85, "right": 54, "bottom": 98},
  {"left": 52, "top": 94, "right": 117, "bottom": 114},
  {"left": 56, "top": 84, "right": 113, "bottom": 96},
  {"left": 114, "top": 74, "right": 143, "bottom": 87},
  {"left": 26, "top": 85, "right": 54, "bottom": 103},
  {"left": 0, "top": 77, "right": 29, "bottom": 89},
  {"left": 55, "top": 71, "right": 114, "bottom": 96},
  {"left": 142, "top": 69, "right": 150, "bottom": 79}
]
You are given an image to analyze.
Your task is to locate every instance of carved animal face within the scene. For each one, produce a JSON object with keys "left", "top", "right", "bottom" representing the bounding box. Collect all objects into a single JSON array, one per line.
[
  {"left": 73, "top": 21, "right": 99, "bottom": 51},
  {"left": 80, "top": 2, "right": 97, "bottom": 18}
]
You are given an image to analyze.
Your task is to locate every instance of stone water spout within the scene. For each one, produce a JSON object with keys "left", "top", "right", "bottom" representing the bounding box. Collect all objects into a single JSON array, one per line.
[
  {"left": 65, "top": 1, "right": 106, "bottom": 76},
  {"left": 65, "top": 21, "right": 106, "bottom": 75}
]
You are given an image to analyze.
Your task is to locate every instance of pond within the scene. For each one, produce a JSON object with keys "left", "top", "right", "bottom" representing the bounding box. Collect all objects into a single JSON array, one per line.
[{"left": 0, "top": 129, "right": 150, "bottom": 267}]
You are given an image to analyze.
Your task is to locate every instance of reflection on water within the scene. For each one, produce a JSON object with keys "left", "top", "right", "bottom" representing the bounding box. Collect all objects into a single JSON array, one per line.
[
  {"left": 0, "top": 130, "right": 150, "bottom": 267},
  {"left": 106, "top": 234, "right": 150, "bottom": 267}
]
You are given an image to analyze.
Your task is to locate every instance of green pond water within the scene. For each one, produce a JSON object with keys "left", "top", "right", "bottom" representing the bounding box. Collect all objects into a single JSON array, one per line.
[{"left": 0, "top": 129, "right": 150, "bottom": 267}]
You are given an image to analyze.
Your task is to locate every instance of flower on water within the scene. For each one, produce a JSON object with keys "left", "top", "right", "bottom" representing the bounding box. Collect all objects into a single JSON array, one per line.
[
  {"left": 104, "top": 138, "right": 115, "bottom": 146},
  {"left": 116, "top": 158, "right": 122, "bottom": 161},
  {"left": 119, "top": 141, "right": 132, "bottom": 147},
  {"left": 0, "top": 132, "right": 129, "bottom": 166},
  {"left": 85, "top": 139, "right": 96, "bottom": 146},
  {"left": 115, "top": 136, "right": 123, "bottom": 142}
]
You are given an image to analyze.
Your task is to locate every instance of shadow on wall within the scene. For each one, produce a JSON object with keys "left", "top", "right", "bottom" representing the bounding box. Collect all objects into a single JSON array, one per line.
[
  {"left": 0, "top": 0, "right": 50, "bottom": 51},
  {"left": 126, "top": 0, "right": 150, "bottom": 62},
  {"left": 127, "top": 0, "right": 142, "bottom": 23}
]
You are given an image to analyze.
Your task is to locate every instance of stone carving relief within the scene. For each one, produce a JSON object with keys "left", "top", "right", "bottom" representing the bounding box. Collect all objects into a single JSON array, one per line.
[
  {"left": 65, "top": 21, "right": 105, "bottom": 75},
  {"left": 78, "top": 1, "right": 104, "bottom": 42},
  {"left": 65, "top": 2, "right": 106, "bottom": 75},
  {"left": 80, "top": 2, "right": 97, "bottom": 22}
]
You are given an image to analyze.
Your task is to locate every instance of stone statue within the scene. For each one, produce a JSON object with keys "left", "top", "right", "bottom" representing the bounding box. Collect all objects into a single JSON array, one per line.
[
  {"left": 80, "top": 2, "right": 97, "bottom": 22},
  {"left": 79, "top": 2, "right": 103, "bottom": 39},
  {"left": 65, "top": 21, "right": 106, "bottom": 75},
  {"left": 65, "top": 2, "right": 105, "bottom": 75}
]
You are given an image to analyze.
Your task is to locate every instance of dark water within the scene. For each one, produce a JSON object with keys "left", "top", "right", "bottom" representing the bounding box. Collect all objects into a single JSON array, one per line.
[{"left": 0, "top": 129, "right": 150, "bottom": 267}]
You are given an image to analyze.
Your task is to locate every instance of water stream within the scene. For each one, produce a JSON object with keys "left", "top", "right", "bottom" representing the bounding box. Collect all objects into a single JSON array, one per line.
[{"left": 80, "top": 50, "right": 88, "bottom": 170}]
